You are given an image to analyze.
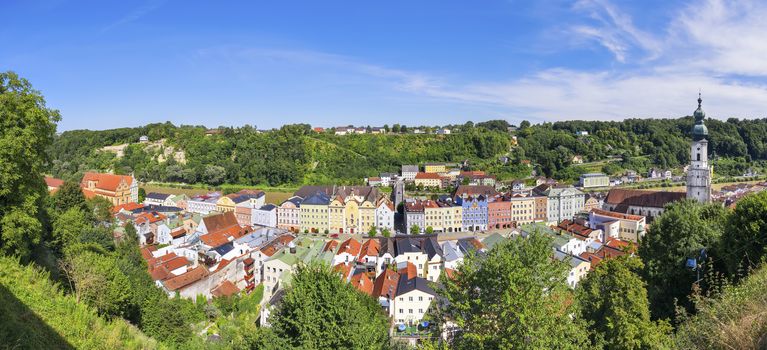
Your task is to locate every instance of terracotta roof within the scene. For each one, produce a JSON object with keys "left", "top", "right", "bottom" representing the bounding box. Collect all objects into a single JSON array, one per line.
[
  {"left": 358, "top": 239, "right": 380, "bottom": 259},
  {"left": 454, "top": 185, "right": 498, "bottom": 197},
  {"left": 333, "top": 263, "right": 352, "bottom": 280},
  {"left": 323, "top": 240, "right": 339, "bottom": 252},
  {"left": 211, "top": 280, "right": 240, "bottom": 297},
  {"left": 350, "top": 273, "right": 374, "bottom": 296},
  {"left": 372, "top": 268, "right": 400, "bottom": 299},
  {"left": 337, "top": 238, "right": 362, "bottom": 257},
  {"left": 134, "top": 212, "right": 166, "bottom": 225},
  {"left": 260, "top": 235, "right": 296, "bottom": 257},
  {"left": 112, "top": 202, "right": 144, "bottom": 214},
  {"left": 557, "top": 219, "right": 594, "bottom": 239},
  {"left": 202, "top": 211, "right": 240, "bottom": 233},
  {"left": 45, "top": 177, "right": 64, "bottom": 188},
  {"left": 415, "top": 172, "right": 441, "bottom": 180},
  {"left": 579, "top": 252, "right": 603, "bottom": 270},
  {"left": 170, "top": 228, "right": 187, "bottom": 238},
  {"left": 200, "top": 225, "right": 253, "bottom": 248},
  {"left": 163, "top": 265, "right": 209, "bottom": 291},
  {"left": 80, "top": 172, "right": 133, "bottom": 192},
  {"left": 403, "top": 262, "right": 417, "bottom": 280},
  {"left": 590, "top": 208, "right": 644, "bottom": 221},
  {"left": 444, "top": 268, "right": 456, "bottom": 280},
  {"left": 605, "top": 189, "right": 686, "bottom": 211},
  {"left": 140, "top": 247, "right": 154, "bottom": 260}
]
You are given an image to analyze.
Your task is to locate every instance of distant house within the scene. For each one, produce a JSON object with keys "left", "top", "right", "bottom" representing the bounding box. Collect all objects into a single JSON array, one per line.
[
  {"left": 392, "top": 275, "right": 436, "bottom": 326},
  {"left": 139, "top": 135, "right": 149, "bottom": 143},
  {"left": 401, "top": 165, "right": 419, "bottom": 181},
  {"left": 370, "top": 127, "right": 386, "bottom": 134},
  {"left": 312, "top": 127, "right": 325, "bottom": 133},
  {"left": 575, "top": 131, "right": 589, "bottom": 136},
  {"left": 511, "top": 180, "right": 525, "bottom": 191},
  {"left": 144, "top": 192, "right": 171, "bottom": 206},
  {"left": 367, "top": 177, "right": 382, "bottom": 187},
  {"left": 334, "top": 126, "right": 354, "bottom": 135},
  {"left": 579, "top": 173, "right": 610, "bottom": 188},
  {"left": 414, "top": 172, "right": 442, "bottom": 188},
  {"left": 379, "top": 173, "right": 396, "bottom": 186},
  {"left": 436, "top": 128, "right": 451, "bottom": 135},
  {"left": 45, "top": 177, "right": 64, "bottom": 194},
  {"left": 252, "top": 204, "right": 278, "bottom": 228},
  {"left": 572, "top": 155, "right": 584, "bottom": 164}
]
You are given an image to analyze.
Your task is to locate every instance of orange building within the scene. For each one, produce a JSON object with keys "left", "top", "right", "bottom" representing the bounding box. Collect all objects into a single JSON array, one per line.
[{"left": 80, "top": 172, "right": 138, "bottom": 205}]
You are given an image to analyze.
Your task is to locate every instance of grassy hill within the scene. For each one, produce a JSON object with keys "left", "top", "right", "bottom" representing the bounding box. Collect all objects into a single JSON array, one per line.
[
  {"left": 675, "top": 265, "right": 767, "bottom": 349},
  {"left": 0, "top": 256, "right": 158, "bottom": 350}
]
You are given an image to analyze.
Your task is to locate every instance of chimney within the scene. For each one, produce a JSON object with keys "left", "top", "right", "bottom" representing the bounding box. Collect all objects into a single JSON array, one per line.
[{"left": 288, "top": 241, "right": 296, "bottom": 254}]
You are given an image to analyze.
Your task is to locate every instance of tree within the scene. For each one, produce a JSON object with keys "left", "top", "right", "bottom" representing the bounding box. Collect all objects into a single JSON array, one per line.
[
  {"left": 0, "top": 72, "right": 60, "bottom": 260},
  {"left": 519, "top": 120, "right": 531, "bottom": 130},
  {"left": 368, "top": 226, "right": 377, "bottom": 237},
  {"left": 138, "top": 187, "right": 146, "bottom": 203},
  {"left": 269, "top": 263, "right": 390, "bottom": 349},
  {"left": 639, "top": 200, "right": 727, "bottom": 321},
  {"left": 720, "top": 191, "right": 767, "bottom": 276},
  {"left": 392, "top": 124, "right": 400, "bottom": 133},
  {"left": 410, "top": 225, "right": 420, "bottom": 235},
  {"left": 383, "top": 124, "right": 390, "bottom": 133},
  {"left": 425, "top": 226, "right": 434, "bottom": 234},
  {"left": 436, "top": 230, "right": 588, "bottom": 349},
  {"left": 577, "top": 256, "right": 672, "bottom": 349},
  {"left": 202, "top": 165, "right": 226, "bottom": 185},
  {"left": 52, "top": 181, "right": 89, "bottom": 214},
  {"left": 381, "top": 228, "right": 391, "bottom": 238},
  {"left": 88, "top": 196, "right": 114, "bottom": 224},
  {"left": 60, "top": 248, "right": 132, "bottom": 318},
  {"left": 52, "top": 207, "right": 89, "bottom": 250}
]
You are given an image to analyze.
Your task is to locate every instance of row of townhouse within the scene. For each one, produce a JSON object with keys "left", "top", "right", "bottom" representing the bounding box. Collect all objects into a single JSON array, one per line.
[
  {"left": 404, "top": 184, "right": 586, "bottom": 233},
  {"left": 277, "top": 186, "right": 395, "bottom": 234}
]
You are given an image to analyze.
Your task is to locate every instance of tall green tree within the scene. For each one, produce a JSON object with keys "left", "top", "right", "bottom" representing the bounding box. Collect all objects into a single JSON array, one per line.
[
  {"left": 436, "top": 231, "right": 588, "bottom": 349},
  {"left": 639, "top": 200, "right": 728, "bottom": 321},
  {"left": 52, "top": 180, "right": 89, "bottom": 214},
  {"left": 268, "top": 262, "right": 390, "bottom": 349},
  {"left": 52, "top": 207, "right": 89, "bottom": 249},
  {"left": 577, "top": 256, "right": 673, "bottom": 349},
  {"left": 720, "top": 191, "right": 767, "bottom": 276},
  {"left": 0, "top": 72, "right": 59, "bottom": 259}
]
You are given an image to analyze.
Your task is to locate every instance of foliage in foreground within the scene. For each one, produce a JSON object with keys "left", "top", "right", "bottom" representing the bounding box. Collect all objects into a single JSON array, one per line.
[
  {"left": 675, "top": 262, "right": 767, "bottom": 350},
  {"left": 435, "top": 231, "right": 588, "bottom": 349},
  {"left": 261, "top": 262, "right": 391, "bottom": 350},
  {"left": 0, "top": 255, "right": 158, "bottom": 350},
  {"left": 577, "top": 256, "right": 673, "bottom": 349}
]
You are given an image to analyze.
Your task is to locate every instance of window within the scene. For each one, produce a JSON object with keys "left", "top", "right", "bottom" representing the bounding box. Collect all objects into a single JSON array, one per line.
[
  {"left": 399, "top": 309, "right": 403, "bottom": 314},
  {"left": 408, "top": 309, "right": 413, "bottom": 314},
  {"left": 418, "top": 296, "right": 423, "bottom": 301},
  {"left": 409, "top": 296, "right": 413, "bottom": 301}
]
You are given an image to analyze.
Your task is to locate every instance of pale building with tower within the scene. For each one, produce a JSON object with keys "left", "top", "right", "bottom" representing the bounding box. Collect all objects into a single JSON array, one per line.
[{"left": 686, "top": 94, "right": 712, "bottom": 203}]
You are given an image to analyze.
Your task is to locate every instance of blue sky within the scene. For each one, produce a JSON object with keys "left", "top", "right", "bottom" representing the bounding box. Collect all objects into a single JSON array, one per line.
[{"left": 3, "top": 0, "right": 767, "bottom": 131}]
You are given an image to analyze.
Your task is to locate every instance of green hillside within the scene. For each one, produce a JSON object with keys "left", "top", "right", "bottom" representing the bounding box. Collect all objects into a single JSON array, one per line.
[
  {"left": 675, "top": 264, "right": 767, "bottom": 349},
  {"left": 0, "top": 256, "right": 158, "bottom": 350}
]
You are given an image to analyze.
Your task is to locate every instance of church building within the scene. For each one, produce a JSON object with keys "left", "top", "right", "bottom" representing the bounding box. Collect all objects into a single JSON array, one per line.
[{"left": 603, "top": 94, "right": 712, "bottom": 220}]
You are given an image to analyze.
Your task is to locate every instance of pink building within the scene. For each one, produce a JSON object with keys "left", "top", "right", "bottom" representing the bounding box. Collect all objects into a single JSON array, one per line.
[
  {"left": 277, "top": 196, "right": 302, "bottom": 232},
  {"left": 488, "top": 198, "right": 512, "bottom": 230}
]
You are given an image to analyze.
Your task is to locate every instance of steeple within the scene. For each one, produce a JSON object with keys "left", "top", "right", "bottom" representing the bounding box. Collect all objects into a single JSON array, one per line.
[{"left": 692, "top": 93, "right": 708, "bottom": 141}]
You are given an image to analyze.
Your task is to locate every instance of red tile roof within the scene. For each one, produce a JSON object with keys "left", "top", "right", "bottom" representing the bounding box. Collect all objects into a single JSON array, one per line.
[
  {"left": 333, "top": 263, "right": 352, "bottom": 280},
  {"left": 45, "top": 177, "right": 64, "bottom": 189},
  {"left": 350, "top": 273, "right": 374, "bottom": 296},
  {"left": 605, "top": 189, "right": 686, "bottom": 211},
  {"left": 163, "top": 265, "right": 209, "bottom": 291},
  {"left": 372, "top": 268, "right": 400, "bottom": 299},
  {"left": 80, "top": 172, "right": 133, "bottom": 192},
  {"left": 590, "top": 208, "right": 644, "bottom": 221},
  {"left": 211, "top": 280, "right": 240, "bottom": 297},
  {"left": 337, "top": 238, "right": 362, "bottom": 257},
  {"left": 202, "top": 211, "right": 240, "bottom": 233},
  {"left": 200, "top": 225, "right": 253, "bottom": 248},
  {"left": 134, "top": 212, "right": 166, "bottom": 225},
  {"left": 415, "top": 172, "right": 442, "bottom": 180},
  {"left": 170, "top": 228, "right": 187, "bottom": 239},
  {"left": 112, "top": 202, "right": 144, "bottom": 214},
  {"left": 358, "top": 239, "right": 380, "bottom": 259}
]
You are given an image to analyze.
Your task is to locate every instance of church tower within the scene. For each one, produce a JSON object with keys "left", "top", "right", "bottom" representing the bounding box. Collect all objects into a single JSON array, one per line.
[{"left": 686, "top": 94, "right": 712, "bottom": 203}]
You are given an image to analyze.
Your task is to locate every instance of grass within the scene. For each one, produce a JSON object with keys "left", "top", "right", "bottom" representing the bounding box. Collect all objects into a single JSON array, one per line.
[{"left": 0, "top": 256, "right": 158, "bottom": 349}]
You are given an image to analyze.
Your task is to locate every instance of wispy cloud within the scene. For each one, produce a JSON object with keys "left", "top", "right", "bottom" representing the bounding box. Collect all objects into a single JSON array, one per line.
[{"left": 102, "top": 0, "right": 166, "bottom": 32}]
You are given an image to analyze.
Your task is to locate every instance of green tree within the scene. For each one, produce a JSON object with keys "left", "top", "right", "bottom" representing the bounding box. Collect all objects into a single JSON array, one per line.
[
  {"left": 381, "top": 228, "right": 391, "bottom": 238},
  {"left": 577, "top": 256, "right": 673, "bottom": 349},
  {"left": 519, "top": 120, "right": 531, "bottom": 130},
  {"left": 410, "top": 224, "right": 420, "bottom": 235},
  {"left": 52, "top": 180, "right": 89, "bottom": 214},
  {"left": 392, "top": 124, "right": 400, "bottom": 133},
  {"left": 720, "top": 191, "right": 767, "bottom": 276},
  {"left": 88, "top": 196, "right": 114, "bottom": 223},
  {"left": 0, "top": 72, "right": 60, "bottom": 260},
  {"left": 269, "top": 263, "right": 390, "bottom": 349},
  {"left": 368, "top": 226, "right": 377, "bottom": 237},
  {"left": 400, "top": 125, "right": 408, "bottom": 133},
  {"left": 639, "top": 200, "right": 727, "bottom": 321},
  {"left": 436, "top": 231, "right": 588, "bottom": 349},
  {"left": 60, "top": 248, "right": 132, "bottom": 318},
  {"left": 138, "top": 187, "right": 146, "bottom": 203},
  {"left": 52, "top": 207, "right": 89, "bottom": 250},
  {"left": 425, "top": 226, "right": 434, "bottom": 234}
]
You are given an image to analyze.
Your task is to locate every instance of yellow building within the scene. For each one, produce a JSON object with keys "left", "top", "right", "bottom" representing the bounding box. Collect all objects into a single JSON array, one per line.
[
  {"left": 424, "top": 163, "right": 446, "bottom": 173},
  {"left": 509, "top": 195, "right": 536, "bottom": 225},
  {"left": 80, "top": 172, "right": 138, "bottom": 205},
  {"left": 423, "top": 200, "right": 462, "bottom": 232},
  {"left": 216, "top": 189, "right": 265, "bottom": 212},
  {"left": 300, "top": 192, "right": 331, "bottom": 233},
  {"left": 414, "top": 172, "right": 442, "bottom": 188}
]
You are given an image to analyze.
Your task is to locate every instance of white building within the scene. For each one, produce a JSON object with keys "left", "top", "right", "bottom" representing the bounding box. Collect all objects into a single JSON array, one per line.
[
  {"left": 401, "top": 165, "right": 419, "bottom": 182},
  {"left": 687, "top": 94, "right": 712, "bottom": 204},
  {"left": 392, "top": 276, "right": 436, "bottom": 326},
  {"left": 252, "top": 204, "right": 278, "bottom": 228},
  {"left": 533, "top": 185, "right": 585, "bottom": 224},
  {"left": 375, "top": 198, "right": 395, "bottom": 231}
]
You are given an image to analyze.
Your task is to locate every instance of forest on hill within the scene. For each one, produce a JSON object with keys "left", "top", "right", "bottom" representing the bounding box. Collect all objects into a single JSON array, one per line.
[{"left": 47, "top": 114, "right": 767, "bottom": 187}]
